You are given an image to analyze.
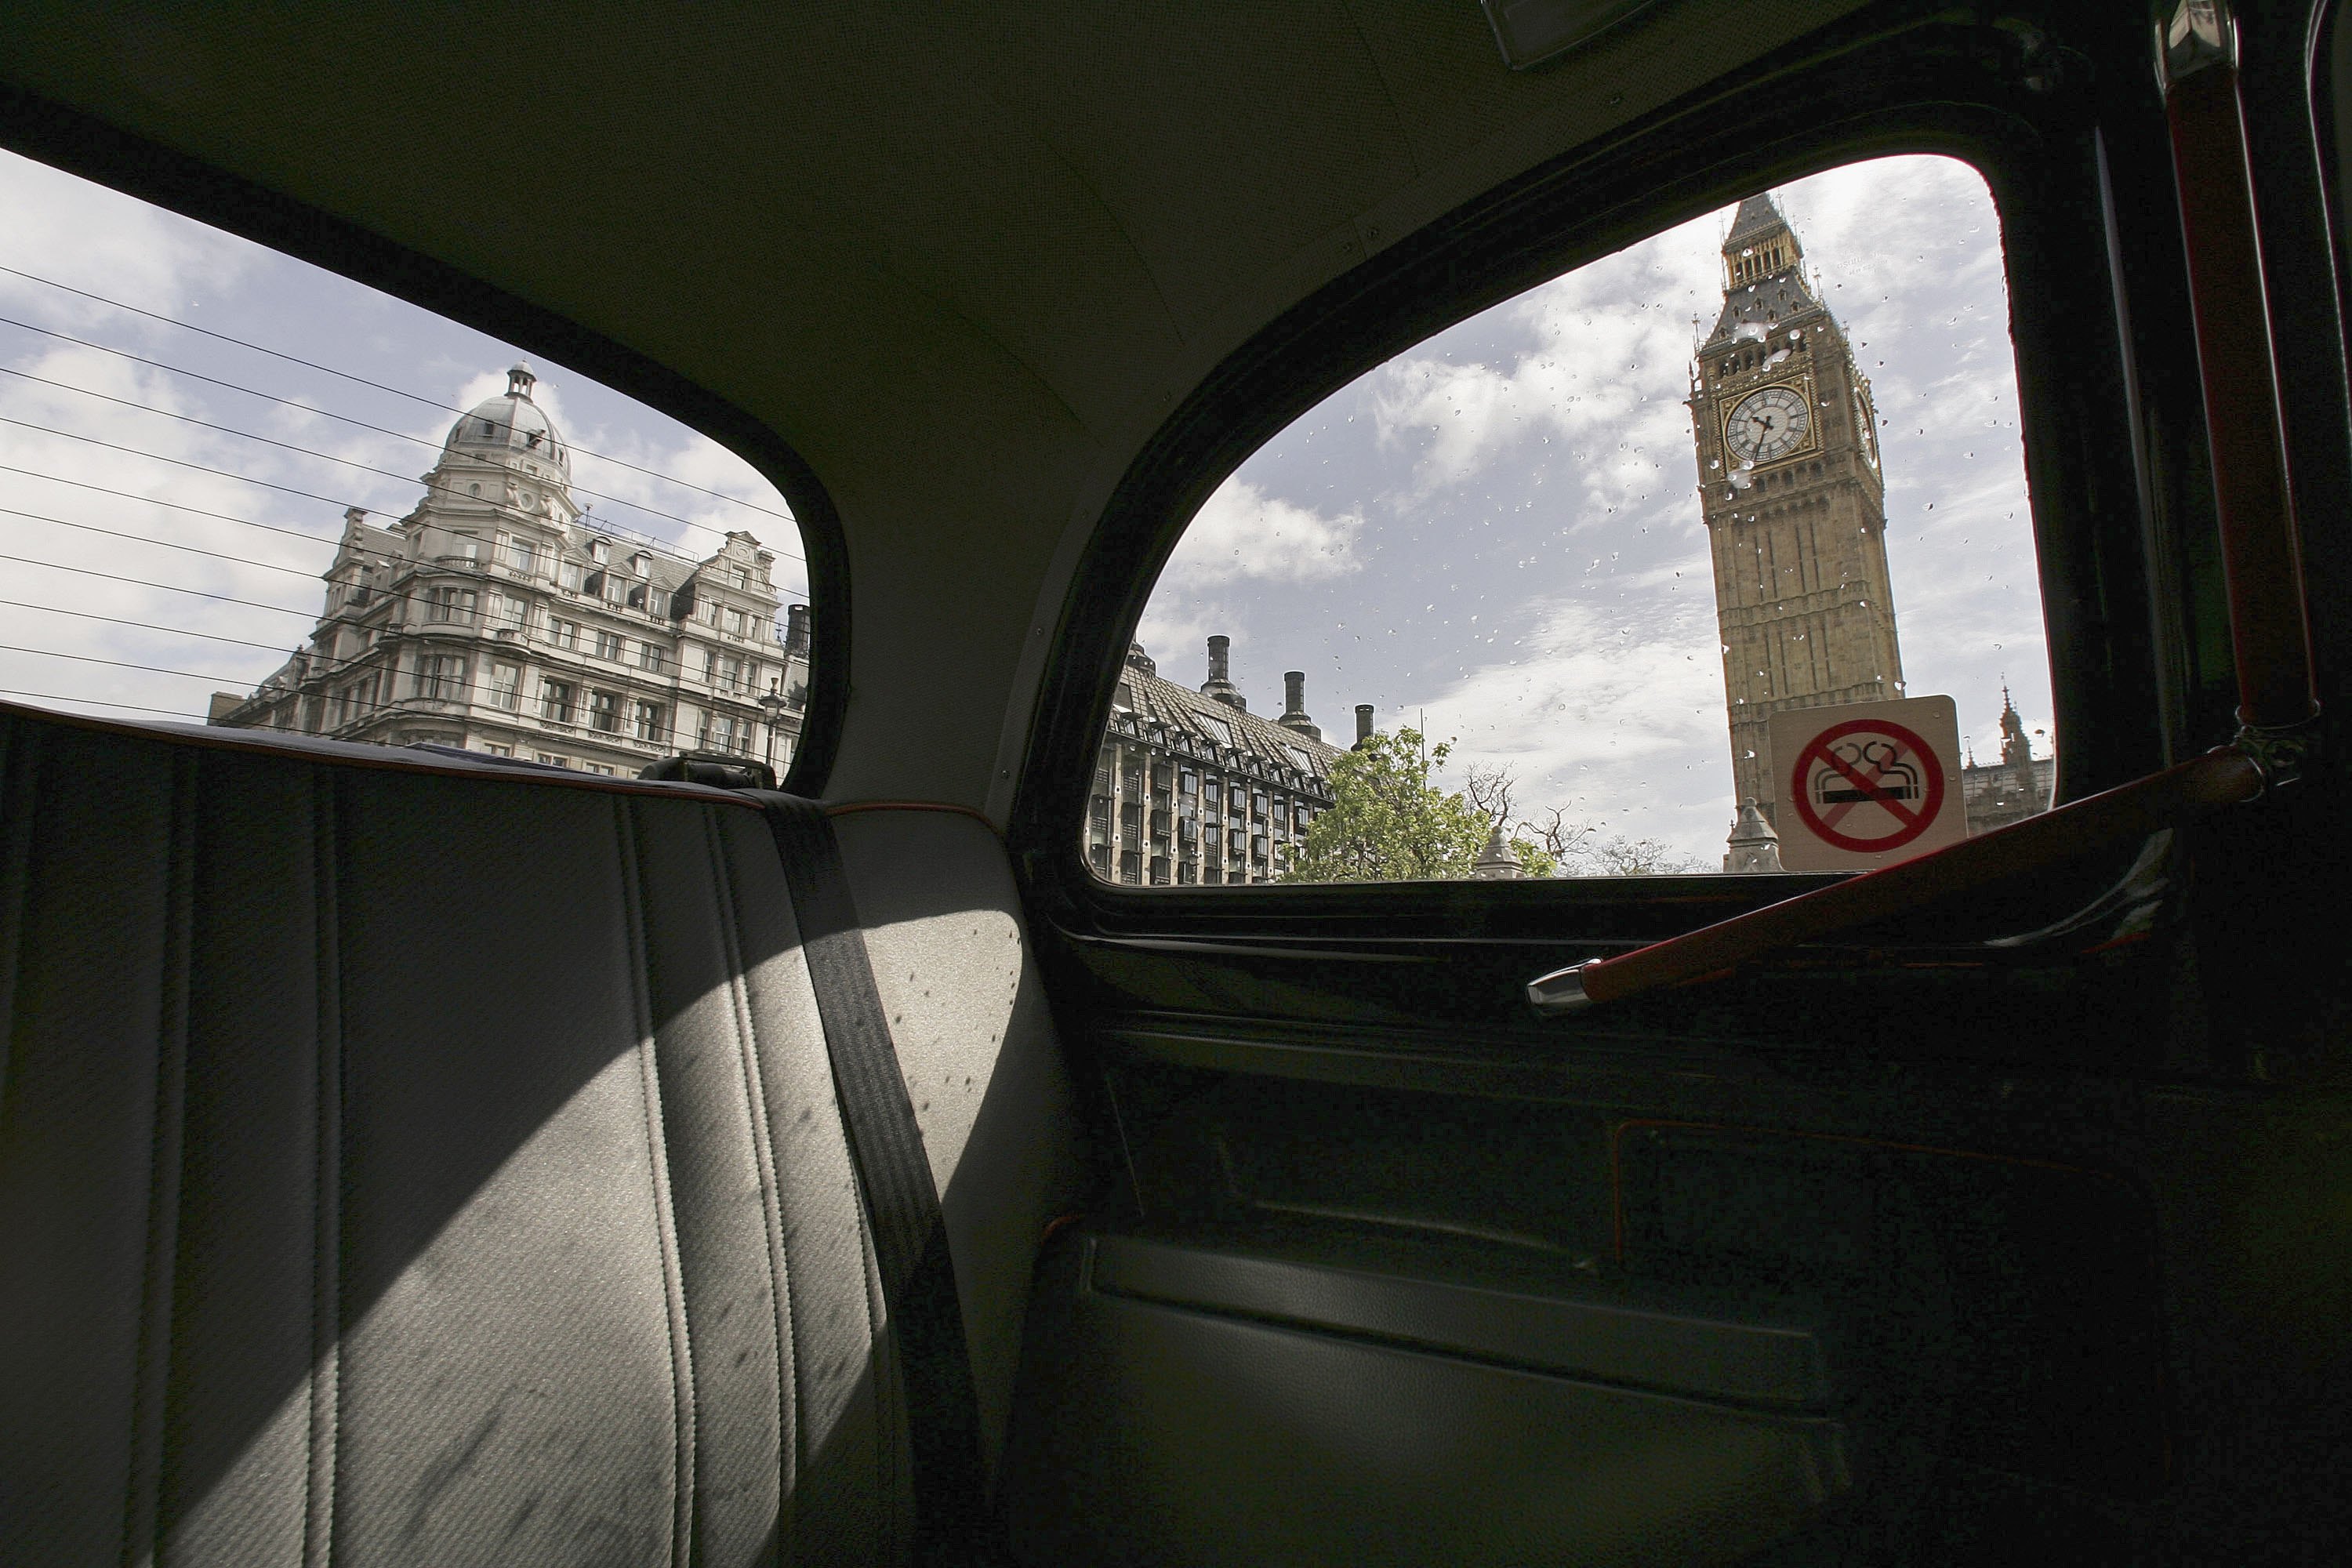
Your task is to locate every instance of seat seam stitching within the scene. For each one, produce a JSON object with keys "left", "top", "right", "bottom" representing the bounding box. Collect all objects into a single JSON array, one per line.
[
  {"left": 0, "top": 719, "right": 42, "bottom": 1123},
  {"left": 702, "top": 810, "right": 799, "bottom": 1531},
  {"left": 619, "top": 798, "right": 696, "bottom": 1568},
  {"left": 121, "top": 746, "right": 196, "bottom": 1568},
  {"left": 303, "top": 768, "right": 343, "bottom": 1568}
]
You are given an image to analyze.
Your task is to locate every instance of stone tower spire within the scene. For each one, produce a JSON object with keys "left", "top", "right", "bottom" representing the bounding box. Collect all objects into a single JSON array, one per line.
[{"left": 1688, "top": 188, "right": 1904, "bottom": 825}]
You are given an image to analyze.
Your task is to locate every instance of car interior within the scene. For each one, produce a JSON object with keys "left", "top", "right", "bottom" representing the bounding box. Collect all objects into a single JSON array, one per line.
[{"left": 3, "top": 2, "right": 2350, "bottom": 1563}]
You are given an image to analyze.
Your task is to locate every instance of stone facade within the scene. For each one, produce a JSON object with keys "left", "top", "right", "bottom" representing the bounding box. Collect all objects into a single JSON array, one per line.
[
  {"left": 1090, "top": 639, "right": 1345, "bottom": 885},
  {"left": 1688, "top": 194, "right": 1903, "bottom": 827},
  {"left": 211, "top": 365, "right": 807, "bottom": 775},
  {"left": 1961, "top": 688, "right": 2055, "bottom": 834}
]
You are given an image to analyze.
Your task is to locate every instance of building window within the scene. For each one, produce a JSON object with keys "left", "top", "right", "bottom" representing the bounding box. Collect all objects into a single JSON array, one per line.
[
  {"left": 423, "top": 586, "right": 477, "bottom": 623},
  {"left": 488, "top": 661, "right": 521, "bottom": 710},
  {"left": 482, "top": 742, "right": 512, "bottom": 757},
  {"left": 549, "top": 618, "right": 579, "bottom": 650},
  {"left": 729, "top": 564, "right": 750, "bottom": 590},
  {"left": 647, "top": 588, "right": 670, "bottom": 618},
  {"left": 700, "top": 710, "right": 745, "bottom": 753},
  {"left": 593, "top": 630, "right": 623, "bottom": 661},
  {"left": 501, "top": 535, "right": 539, "bottom": 575},
  {"left": 587, "top": 689, "right": 621, "bottom": 732},
  {"left": 723, "top": 607, "right": 746, "bottom": 637},
  {"left": 590, "top": 538, "right": 612, "bottom": 564},
  {"left": 581, "top": 761, "right": 616, "bottom": 776},
  {"left": 487, "top": 593, "right": 527, "bottom": 629},
  {"left": 558, "top": 561, "right": 583, "bottom": 591},
  {"left": 535, "top": 752, "right": 568, "bottom": 768},
  {"left": 540, "top": 679, "right": 574, "bottom": 723},
  {"left": 416, "top": 654, "right": 466, "bottom": 701},
  {"left": 1087, "top": 156, "right": 2045, "bottom": 885},
  {"left": 637, "top": 642, "right": 667, "bottom": 674},
  {"left": 632, "top": 700, "right": 666, "bottom": 744}
]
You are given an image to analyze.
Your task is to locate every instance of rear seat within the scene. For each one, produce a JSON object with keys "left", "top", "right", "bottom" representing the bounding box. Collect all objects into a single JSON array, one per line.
[{"left": 0, "top": 703, "right": 1080, "bottom": 1566}]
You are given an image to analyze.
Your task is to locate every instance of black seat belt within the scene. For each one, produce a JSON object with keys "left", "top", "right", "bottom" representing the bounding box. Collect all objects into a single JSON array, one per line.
[{"left": 753, "top": 793, "right": 994, "bottom": 1566}]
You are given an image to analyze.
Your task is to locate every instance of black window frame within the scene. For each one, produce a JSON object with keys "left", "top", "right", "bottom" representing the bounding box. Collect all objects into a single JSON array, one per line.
[{"left": 1013, "top": 9, "right": 2214, "bottom": 951}]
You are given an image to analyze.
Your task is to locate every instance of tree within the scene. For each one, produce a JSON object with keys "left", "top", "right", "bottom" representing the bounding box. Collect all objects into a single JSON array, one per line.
[
  {"left": 1575, "top": 834, "right": 1706, "bottom": 877},
  {"left": 1281, "top": 728, "right": 1493, "bottom": 882},
  {"left": 1465, "top": 764, "right": 1582, "bottom": 879}
]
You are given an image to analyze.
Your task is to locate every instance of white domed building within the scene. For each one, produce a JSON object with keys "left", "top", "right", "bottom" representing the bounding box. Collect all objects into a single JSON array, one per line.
[{"left": 212, "top": 364, "right": 808, "bottom": 776}]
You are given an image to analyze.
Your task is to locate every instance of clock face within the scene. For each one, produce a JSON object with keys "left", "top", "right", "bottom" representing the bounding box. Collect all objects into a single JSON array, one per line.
[
  {"left": 1723, "top": 383, "right": 1812, "bottom": 465},
  {"left": 1853, "top": 387, "right": 1880, "bottom": 470}
]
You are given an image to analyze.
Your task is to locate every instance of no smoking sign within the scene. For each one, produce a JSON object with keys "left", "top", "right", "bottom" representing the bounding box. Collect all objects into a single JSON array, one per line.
[{"left": 1766, "top": 695, "right": 1967, "bottom": 871}]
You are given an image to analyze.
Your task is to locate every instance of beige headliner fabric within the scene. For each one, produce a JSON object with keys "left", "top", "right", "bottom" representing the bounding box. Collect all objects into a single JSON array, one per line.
[{"left": 0, "top": 1, "right": 1863, "bottom": 811}]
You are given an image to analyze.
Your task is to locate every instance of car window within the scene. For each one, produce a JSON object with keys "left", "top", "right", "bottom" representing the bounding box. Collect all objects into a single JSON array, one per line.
[
  {"left": 1088, "top": 154, "right": 2053, "bottom": 886},
  {"left": 0, "top": 148, "right": 812, "bottom": 779}
]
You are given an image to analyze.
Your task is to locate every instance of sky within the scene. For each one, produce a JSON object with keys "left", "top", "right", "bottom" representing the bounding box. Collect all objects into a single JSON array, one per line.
[
  {"left": 0, "top": 147, "right": 800, "bottom": 728},
  {"left": 0, "top": 147, "right": 2049, "bottom": 871},
  {"left": 1138, "top": 154, "right": 2052, "bottom": 869}
]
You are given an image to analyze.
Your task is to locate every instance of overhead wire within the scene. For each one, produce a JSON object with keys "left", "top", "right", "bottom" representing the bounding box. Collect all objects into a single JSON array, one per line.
[
  {"left": 0, "top": 269, "right": 800, "bottom": 521},
  {"left": 2, "top": 596, "right": 309, "bottom": 655},
  {"left": 0, "top": 687, "right": 209, "bottom": 720},
  {"left": 0, "top": 408, "right": 808, "bottom": 584},
  {"left": 2, "top": 462, "right": 349, "bottom": 548},
  {"left": 0, "top": 563, "right": 803, "bottom": 735},
  {"left": 0, "top": 313, "right": 793, "bottom": 524},
  {"left": 0, "top": 547, "right": 318, "bottom": 618},
  {"left": 0, "top": 622, "right": 796, "bottom": 749},
  {"left": 0, "top": 494, "right": 803, "bottom": 648},
  {"left": 0, "top": 363, "right": 804, "bottom": 558},
  {"left": 0, "top": 262, "right": 813, "bottom": 722},
  {"left": 1, "top": 503, "right": 326, "bottom": 576}
]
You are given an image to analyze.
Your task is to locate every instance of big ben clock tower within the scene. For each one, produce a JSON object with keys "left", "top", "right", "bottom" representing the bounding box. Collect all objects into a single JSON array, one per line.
[{"left": 1688, "top": 192, "right": 1904, "bottom": 826}]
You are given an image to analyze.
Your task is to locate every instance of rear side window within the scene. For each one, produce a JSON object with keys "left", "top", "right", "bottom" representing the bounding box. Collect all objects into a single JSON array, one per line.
[
  {"left": 1087, "top": 154, "right": 2053, "bottom": 887},
  {"left": 0, "top": 149, "right": 813, "bottom": 779}
]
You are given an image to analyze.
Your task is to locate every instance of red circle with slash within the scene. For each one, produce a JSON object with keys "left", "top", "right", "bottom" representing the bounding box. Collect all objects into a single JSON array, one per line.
[{"left": 1788, "top": 717, "right": 1947, "bottom": 855}]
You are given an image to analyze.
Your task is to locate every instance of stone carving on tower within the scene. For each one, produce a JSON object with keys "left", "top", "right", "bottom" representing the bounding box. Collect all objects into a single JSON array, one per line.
[{"left": 1687, "top": 193, "right": 1904, "bottom": 829}]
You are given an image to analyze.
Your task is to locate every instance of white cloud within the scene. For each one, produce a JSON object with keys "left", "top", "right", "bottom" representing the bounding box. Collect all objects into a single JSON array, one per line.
[
  {"left": 1162, "top": 478, "right": 1363, "bottom": 588},
  {"left": 1131, "top": 152, "right": 2049, "bottom": 869},
  {"left": 0, "top": 147, "right": 803, "bottom": 724}
]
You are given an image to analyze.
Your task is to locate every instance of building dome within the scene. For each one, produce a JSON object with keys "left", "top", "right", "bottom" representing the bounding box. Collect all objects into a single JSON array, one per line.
[{"left": 444, "top": 362, "right": 569, "bottom": 474}]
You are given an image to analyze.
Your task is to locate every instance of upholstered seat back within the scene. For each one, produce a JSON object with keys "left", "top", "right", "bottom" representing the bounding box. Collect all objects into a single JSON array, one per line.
[{"left": 0, "top": 709, "right": 1003, "bottom": 1566}]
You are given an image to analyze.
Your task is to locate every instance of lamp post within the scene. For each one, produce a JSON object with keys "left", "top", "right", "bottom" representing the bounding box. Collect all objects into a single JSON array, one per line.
[{"left": 758, "top": 678, "right": 788, "bottom": 780}]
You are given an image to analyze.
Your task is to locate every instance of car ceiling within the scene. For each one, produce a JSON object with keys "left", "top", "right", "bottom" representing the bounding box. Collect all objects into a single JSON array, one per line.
[{"left": 0, "top": 0, "right": 1862, "bottom": 815}]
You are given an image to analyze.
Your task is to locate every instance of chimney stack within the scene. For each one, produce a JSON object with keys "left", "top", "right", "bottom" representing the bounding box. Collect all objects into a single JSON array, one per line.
[
  {"left": 1355, "top": 704, "right": 1375, "bottom": 747},
  {"left": 784, "top": 603, "right": 811, "bottom": 659},
  {"left": 1201, "top": 634, "right": 1246, "bottom": 711},
  {"left": 1276, "top": 670, "right": 1321, "bottom": 741}
]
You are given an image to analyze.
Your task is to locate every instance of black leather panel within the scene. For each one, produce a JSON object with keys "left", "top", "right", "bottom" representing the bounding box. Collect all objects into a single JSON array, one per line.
[
  {"left": 1087, "top": 1232, "right": 1831, "bottom": 1406},
  {"left": 1002, "top": 1237, "right": 1849, "bottom": 1567},
  {"left": 0, "top": 709, "right": 950, "bottom": 1566}
]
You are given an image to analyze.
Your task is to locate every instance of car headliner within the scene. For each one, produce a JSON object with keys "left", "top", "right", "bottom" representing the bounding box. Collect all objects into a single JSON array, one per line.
[{"left": 0, "top": 1, "right": 1860, "bottom": 817}]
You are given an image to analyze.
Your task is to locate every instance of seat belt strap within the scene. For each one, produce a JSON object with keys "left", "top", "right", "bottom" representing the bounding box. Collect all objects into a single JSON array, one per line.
[{"left": 753, "top": 793, "right": 991, "bottom": 1564}]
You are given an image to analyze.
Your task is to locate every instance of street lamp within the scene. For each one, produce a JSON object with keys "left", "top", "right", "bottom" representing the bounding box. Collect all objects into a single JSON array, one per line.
[{"left": 758, "top": 677, "right": 789, "bottom": 780}]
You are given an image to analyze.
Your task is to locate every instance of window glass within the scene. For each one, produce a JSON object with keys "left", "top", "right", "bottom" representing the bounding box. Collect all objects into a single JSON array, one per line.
[
  {"left": 1093, "top": 154, "right": 2052, "bottom": 884},
  {"left": 0, "top": 147, "right": 814, "bottom": 779}
]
